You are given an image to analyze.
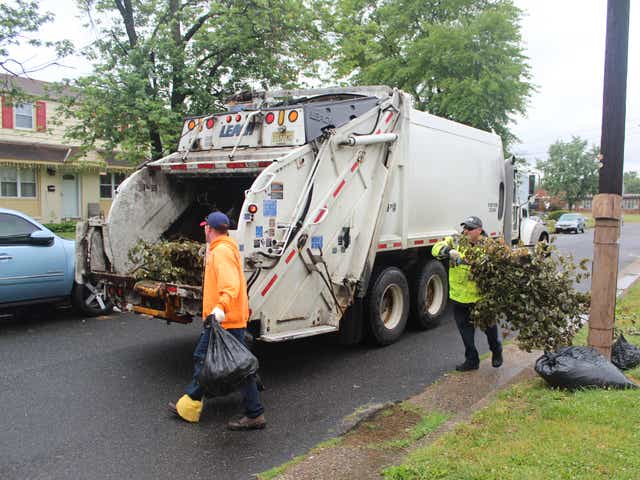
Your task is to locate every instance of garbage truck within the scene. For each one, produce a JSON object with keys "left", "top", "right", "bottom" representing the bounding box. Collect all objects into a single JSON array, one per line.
[{"left": 76, "top": 86, "right": 545, "bottom": 346}]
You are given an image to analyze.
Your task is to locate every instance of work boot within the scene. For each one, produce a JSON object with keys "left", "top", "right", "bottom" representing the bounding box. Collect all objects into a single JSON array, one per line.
[
  {"left": 168, "top": 394, "right": 203, "bottom": 423},
  {"left": 492, "top": 350, "right": 504, "bottom": 368},
  {"left": 455, "top": 361, "right": 479, "bottom": 372},
  {"left": 226, "top": 414, "right": 266, "bottom": 431}
]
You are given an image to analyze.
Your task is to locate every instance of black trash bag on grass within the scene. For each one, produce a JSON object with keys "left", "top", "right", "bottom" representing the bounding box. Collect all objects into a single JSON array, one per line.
[
  {"left": 198, "top": 318, "right": 259, "bottom": 397},
  {"left": 612, "top": 334, "right": 640, "bottom": 371},
  {"left": 535, "top": 346, "right": 637, "bottom": 390}
]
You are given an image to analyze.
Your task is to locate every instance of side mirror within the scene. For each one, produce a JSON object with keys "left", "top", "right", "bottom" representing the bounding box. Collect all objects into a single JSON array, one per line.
[
  {"left": 528, "top": 174, "right": 536, "bottom": 197},
  {"left": 29, "top": 230, "right": 55, "bottom": 246}
]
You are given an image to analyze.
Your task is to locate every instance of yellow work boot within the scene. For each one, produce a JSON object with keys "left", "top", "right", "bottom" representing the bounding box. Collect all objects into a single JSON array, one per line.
[{"left": 169, "top": 394, "right": 203, "bottom": 423}]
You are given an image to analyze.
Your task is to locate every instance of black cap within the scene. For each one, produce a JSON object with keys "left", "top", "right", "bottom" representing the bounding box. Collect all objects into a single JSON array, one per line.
[{"left": 461, "top": 216, "right": 483, "bottom": 230}]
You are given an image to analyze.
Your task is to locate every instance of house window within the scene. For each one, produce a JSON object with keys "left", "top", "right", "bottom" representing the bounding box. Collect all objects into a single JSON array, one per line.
[
  {"left": 0, "top": 166, "right": 37, "bottom": 198},
  {"left": 14, "top": 103, "right": 34, "bottom": 129},
  {"left": 582, "top": 198, "right": 592, "bottom": 209},
  {"left": 100, "top": 172, "right": 126, "bottom": 198}
]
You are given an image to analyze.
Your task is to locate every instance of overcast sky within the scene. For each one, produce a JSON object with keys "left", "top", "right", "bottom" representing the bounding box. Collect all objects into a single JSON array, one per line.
[{"left": 6, "top": 0, "right": 640, "bottom": 171}]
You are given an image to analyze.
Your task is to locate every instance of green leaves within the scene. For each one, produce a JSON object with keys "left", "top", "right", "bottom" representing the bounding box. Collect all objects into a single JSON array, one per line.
[
  {"left": 537, "top": 137, "right": 599, "bottom": 210},
  {"left": 460, "top": 236, "right": 591, "bottom": 352},
  {"left": 128, "top": 239, "right": 205, "bottom": 286},
  {"left": 329, "top": 0, "right": 533, "bottom": 146}
]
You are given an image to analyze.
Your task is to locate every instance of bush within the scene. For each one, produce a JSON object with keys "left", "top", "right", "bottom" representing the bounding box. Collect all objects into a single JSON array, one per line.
[
  {"left": 43, "top": 221, "right": 78, "bottom": 233},
  {"left": 461, "top": 237, "right": 591, "bottom": 352},
  {"left": 547, "top": 210, "right": 569, "bottom": 221}
]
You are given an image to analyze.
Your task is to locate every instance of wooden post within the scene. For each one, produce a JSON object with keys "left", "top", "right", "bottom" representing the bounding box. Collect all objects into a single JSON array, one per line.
[{"left": 588, "top": 0, "right": 630, "bottom": 359}]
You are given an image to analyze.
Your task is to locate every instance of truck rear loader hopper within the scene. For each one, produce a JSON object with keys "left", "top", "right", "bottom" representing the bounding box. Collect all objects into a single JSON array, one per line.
[{"left": 76, "top": 86, "right": 519, "bottom": 346}]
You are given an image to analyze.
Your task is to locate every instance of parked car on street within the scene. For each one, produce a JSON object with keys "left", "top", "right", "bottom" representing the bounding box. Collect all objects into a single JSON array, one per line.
[
  {"left": 0, "top": 208, "right": 112, "bottom": 316},
  {"left": 554, "top": 213, "right": 586, "bottom": 234}
]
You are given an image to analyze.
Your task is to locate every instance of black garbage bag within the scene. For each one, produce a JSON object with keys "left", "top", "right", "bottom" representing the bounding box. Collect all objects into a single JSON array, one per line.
[
  {"left": 198, "top": 319, "right": 259, "bottom": 397},
  {"left": 535, "top": 346, "right": 638, "bottom": 390},
  {"left": 611, "top": 334, "right": 640, "bottom": 371}
]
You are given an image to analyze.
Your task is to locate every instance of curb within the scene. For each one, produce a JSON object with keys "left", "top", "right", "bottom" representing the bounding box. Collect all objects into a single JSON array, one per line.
[{"left": 617, "top": 258, "right": 640, "bottom": 297}]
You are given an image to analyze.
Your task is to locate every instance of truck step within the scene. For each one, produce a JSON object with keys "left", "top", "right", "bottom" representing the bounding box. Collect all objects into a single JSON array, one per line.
[{"left": 259, "top": 325, "right": 338, "bottom": 342}]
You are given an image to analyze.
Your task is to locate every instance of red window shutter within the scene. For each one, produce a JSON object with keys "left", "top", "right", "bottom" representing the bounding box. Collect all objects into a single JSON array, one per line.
[
  {"left": 36, "top": 101, "right": 47, "bottom": 131},
  {"left": 1, "top": 97, "right": 13, "bottom": 129}
]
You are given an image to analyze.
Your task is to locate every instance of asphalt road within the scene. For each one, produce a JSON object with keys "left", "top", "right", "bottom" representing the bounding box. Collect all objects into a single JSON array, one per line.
[{"left": 1, "top": 223, "right": 639, "bottom": 480}]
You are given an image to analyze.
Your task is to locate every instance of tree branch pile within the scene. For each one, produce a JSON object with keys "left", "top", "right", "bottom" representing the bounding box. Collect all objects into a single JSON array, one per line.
[
  {"left": 128, "top": 239, "right": 205, "bottom": 286},
  {"left": 461, "top": 237, "right": 591, "bottom": 352}
]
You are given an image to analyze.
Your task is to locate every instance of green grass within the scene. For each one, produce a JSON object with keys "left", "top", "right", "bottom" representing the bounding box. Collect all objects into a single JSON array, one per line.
[
  {"left": 44, "top": 221, "right": 77, "bottom": 240},
  {"left": 382, "top": 281, "right": 640, "bottom": 480},
  {"left": 383, "top": 380, "right": 640, "bottom": 480},
  {"left": 380, "top": 411, "right": 450, "bottom": 450}
]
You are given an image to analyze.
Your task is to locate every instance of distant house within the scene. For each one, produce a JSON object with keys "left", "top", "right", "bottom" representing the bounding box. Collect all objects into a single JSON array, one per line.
[
  {"left": 0, "top": 74, "right": 135, "bottom": 223},
  {"left": 577, "top": 194, "right": 640, "bottom": 213}
]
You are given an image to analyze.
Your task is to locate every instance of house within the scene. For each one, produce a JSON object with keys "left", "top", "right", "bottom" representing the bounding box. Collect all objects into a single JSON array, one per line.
[
  {"left": 577, "top": 194, "right": 640, "bottom": 214},
  {"left": 0, "top": 74, "right": 135, "bottom": 223}
]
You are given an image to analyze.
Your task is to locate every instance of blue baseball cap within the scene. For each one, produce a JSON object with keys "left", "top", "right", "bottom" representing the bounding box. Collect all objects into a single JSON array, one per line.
[{"left": 200, "top": 211, "right": 230, "bottom": 229}]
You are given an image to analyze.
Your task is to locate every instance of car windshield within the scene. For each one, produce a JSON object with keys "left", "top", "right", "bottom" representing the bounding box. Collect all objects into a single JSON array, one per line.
[{"left": 558, "top": 214, "right": 579, "bottom": 221}]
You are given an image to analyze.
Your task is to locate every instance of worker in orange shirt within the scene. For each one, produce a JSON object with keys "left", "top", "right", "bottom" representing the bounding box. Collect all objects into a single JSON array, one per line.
[{"left": 169, "top": 211, "right": 265, "bottom": 430}]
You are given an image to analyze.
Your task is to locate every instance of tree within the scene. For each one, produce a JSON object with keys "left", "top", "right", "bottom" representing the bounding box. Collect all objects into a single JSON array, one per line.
[
  {"left": 0, "top": 0, "right": 73, "bottom": 83},
  {"left": 623, "top": 171, "right": 640, "bottom": 194},
  {"left": 328, "top": 0, "right": 534, "bottom": 146},
  {"left": 58, "top": 0, "right": 327, "bottom": 162},
  {"left": 537, "top": 137, "right": 599, "bottom": 211}
]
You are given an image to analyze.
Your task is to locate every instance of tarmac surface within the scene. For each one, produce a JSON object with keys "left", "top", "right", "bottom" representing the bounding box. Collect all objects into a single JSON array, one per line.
[{"left": 1, "top": 223, "right": 639, "bottom": 479}]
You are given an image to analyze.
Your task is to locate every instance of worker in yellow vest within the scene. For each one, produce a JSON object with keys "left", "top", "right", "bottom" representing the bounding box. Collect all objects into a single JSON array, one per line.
[{"left": 433, "top": 216, "right": 503, "bottom": 371}]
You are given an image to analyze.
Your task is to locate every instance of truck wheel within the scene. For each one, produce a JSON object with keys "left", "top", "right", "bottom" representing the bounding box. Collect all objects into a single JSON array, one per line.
[
  {"left": 72, "top": 280, "right": 114, "bottom": 317},
  {"left": 365, "top": 267, "right": 409, "bottom": 346},
  {"left": 410, "top": 259, "right": 448, "bottom": 330}
]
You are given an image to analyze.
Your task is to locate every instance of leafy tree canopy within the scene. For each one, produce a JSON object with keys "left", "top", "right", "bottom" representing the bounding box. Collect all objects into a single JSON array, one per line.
[
  {"left": 328, "top": 0, "right": 533, "bottom": 146},
  {"left": 58, "top": 0, "right": 328, "bottom": 162},
  {"left": 537, "top": 136, "right": 599, "bottom": 210},
  {"left": 623, "top": 171, "right": 640, "bottom": 194}
]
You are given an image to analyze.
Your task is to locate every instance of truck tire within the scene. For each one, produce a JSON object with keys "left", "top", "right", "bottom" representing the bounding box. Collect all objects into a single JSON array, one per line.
[
  {"left": 365, "top": 266, "right": 409, "bottom": 346},
  {"left": 410, "top": 259, "right": 448, "bottom": 330},
  {"left": 72, "top": 280, "right": 114, "bottom": 317}
]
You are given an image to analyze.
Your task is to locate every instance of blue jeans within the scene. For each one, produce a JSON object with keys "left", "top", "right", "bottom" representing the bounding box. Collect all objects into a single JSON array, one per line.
[
  {"left": 185, "top": 326, "right": 264, "bottom": 419},
  {"left": 453, "top": 301, "right": 502, "bottom": 366}
]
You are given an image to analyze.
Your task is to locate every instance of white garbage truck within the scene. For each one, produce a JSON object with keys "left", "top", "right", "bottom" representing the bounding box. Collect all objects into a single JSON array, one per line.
[{"left": 76, "top": 86, "right": 545, "bottom": 345}]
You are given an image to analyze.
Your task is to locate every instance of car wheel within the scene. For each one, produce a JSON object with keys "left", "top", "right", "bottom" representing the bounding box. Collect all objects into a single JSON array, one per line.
[
  {"left": 72, "top": 280, "right": 114, "bottom": 317},
  {"left": 365, "top": 266, "right": 409, "bottom": 346},
  {"left": 410, "top": 259, "right": 448, "bottom": 330}
]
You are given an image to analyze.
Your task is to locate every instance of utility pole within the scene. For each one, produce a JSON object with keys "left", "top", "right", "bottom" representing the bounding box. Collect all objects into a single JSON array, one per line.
[{"left": 588, "top": 0, "right": 630, "bottom": 359}]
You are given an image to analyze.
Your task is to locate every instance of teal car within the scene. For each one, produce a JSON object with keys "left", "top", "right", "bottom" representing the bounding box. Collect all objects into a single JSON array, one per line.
[{"left": 0, "top": 208, "right": 112, "bottom": 316}]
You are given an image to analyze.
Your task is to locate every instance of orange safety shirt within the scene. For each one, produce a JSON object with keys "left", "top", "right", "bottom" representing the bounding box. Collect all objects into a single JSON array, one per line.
[{"left": 202, "top": 235, "right": 249, "bottom": 329}]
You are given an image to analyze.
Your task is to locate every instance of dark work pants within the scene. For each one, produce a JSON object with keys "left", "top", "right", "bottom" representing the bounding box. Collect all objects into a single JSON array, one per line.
[
  {"left": 185, "top": 326, "right": 264, "bottom": 419},
  {"left": 452, "top": 301, "right": 502, "bottom": 366}
]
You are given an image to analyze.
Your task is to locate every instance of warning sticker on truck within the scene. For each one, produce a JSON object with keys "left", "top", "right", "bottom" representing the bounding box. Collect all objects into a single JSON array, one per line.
[
  {"left": 255, "top": 226, "right": 264, "bottom": 238},
  {"left": 311, "top": 236, "right": 323, "bottom": 249},
  {"left": 272, "top": 131, "right": 294, "bottom": 145}
]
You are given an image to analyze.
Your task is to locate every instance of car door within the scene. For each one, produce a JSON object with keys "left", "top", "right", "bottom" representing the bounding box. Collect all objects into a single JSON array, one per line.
[{"left": 0, "top": 213, "right": 68, "bottom": 304}]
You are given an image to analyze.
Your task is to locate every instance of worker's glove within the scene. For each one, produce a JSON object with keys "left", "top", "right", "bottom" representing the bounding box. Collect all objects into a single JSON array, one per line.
[
  {"left": 210, "top": 306, "right": 225, "bottom": 324},
  {"left": 449, "top": 249, "right": 462, "bottom": 265}
]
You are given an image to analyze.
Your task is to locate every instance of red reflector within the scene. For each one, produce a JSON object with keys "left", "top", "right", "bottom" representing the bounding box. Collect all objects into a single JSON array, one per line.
[
  {"left": 414, "top": 240, "right": 425, "bottom": 245},
  {"left": 166, "top": 285, "right": 177, "bottom": 294},
  {"left": 206, "top": 117, "right": 214, "bottom": 129},
  {"left": 351, "top": 161, "right": 359, "bottom": 172},
  {"left": 490, "top": 232, "right": 497, "bottom": 236},
  {"left": 197, "top": 163, "right": 214, "bottom": 169},
  {"left": 226, "top": 162, "right": 247, "bottom": 168},
  {"left": 385, "top": 111, "right": 394, "bottom": 124},
  {"left": 236, "top": 114, "right": 242, "bottom": 122},
  {"left": 261, "top": 275, "right": 278, "bottom": 297},
  {"left": 248, "top": 203, "right": 258, "bottom": 214},
  {"left": 333, "top": 179, "right": 346, "bottom": 198},
  {"left": 378, "top": 243, "right": 387, "bottom": 249},
  {"left": 258, "top": 161, "right": 272, "bottom": 168},
  {"left": 393, "top": 242, "right": 402, "bottom": 248},
  {"left": 375, "top": 129, "right": 381, "bottom": 134},
  {"left": 265, "top": 112, "right": 275, "bottom": 124},
  {"left": 117, "top": 287, "right": 124, "bottom": 296},
  {"left": 429, "top": 239, "right": 438, "bottom": 244},
  {"left": 285, "top": 250, "right": 296, "bottom": 264},
  {"left": 313, "top": 208, "right": 326, "bottom": 224},
  {"left": 226, "top": 115, "right": 232, "bottom": 123},
  {"left": 170, "top": 164, "right": 187, "bottom": 170}
]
